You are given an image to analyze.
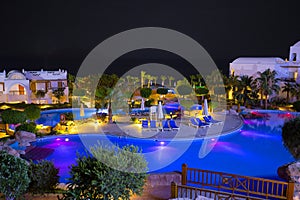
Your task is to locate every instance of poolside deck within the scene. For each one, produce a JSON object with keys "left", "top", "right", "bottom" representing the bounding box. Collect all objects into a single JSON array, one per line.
[{"left": 69, "top": 112, "right": 243, "bottom": 140}]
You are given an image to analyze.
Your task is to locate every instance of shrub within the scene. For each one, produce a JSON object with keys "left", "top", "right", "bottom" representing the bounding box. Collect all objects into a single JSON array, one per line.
[
  {"left": 176, "top": 85, "right": 193, "bottom": 96},
  {"left": 156, "top": 88, "right": 168, "bottom": 95},
  {"left": 293, "top": 101, "right": 300, "bottom": 112},
  {"left": 15, "top": 122, "right": 37, "bottom": 134},
  {"left": 60, "top": 144, "right": 148, "bottom": 200},
  {"left": 0, "top": 151, "right": 30, "bottom": 200},
  {"left": 27, "top": 160, "right": 59, "bottom": 195},
  {"left": 24, "top": 104, "right": 41, "bottom": 121},
  {"left": 140, "top": 88, "right": 152, "bottom": 99},
  {"left": 282, "top": 117, "right": 300, "bottom": 159},
  {"left": 1, "top": 109, "right": 27, "bottom": 124}
]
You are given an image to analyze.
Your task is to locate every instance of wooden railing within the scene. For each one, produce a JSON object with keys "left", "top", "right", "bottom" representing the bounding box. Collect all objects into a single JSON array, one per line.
[{"left": 171, "top": 164, "right": 294, "bottom": 200}]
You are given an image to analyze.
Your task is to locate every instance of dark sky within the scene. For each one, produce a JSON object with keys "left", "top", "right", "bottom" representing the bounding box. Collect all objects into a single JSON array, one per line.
[{"left": 0, "top": 0, "right": 300, "bottom": 76}]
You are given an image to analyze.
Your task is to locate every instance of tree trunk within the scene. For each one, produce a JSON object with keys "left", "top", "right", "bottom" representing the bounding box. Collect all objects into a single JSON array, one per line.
[
  {"left": 265, "top": 96, "right": 268, "bottom": 110},
  {"left": 260, "top": 91, "right": 264, "bottom": 108},
  {"left": 237, "top": 103, "right": 241, "bottom": 113},
  {"left": 287, "top": 92, "right": 289, "bottom": 103},
  {"left": 108, "top": 100, "right": 113, "bottom": 123}
]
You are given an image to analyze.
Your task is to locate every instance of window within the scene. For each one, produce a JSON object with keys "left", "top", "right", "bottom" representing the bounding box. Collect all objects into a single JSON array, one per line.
[
  {"left": 292, "top": 53, "right": 297, "bottom": 62},
  {"left": 58, "top": 81, "right": 63, "bottom": 88}
]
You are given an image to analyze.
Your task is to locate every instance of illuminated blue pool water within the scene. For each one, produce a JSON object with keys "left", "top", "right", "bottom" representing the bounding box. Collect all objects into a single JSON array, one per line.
[{"left": 32, "top": 111, "right": 296, "bottom": 183}]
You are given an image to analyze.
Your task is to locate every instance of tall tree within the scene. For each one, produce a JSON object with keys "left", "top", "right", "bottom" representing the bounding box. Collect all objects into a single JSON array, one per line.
[
  {"left": 291, "top": 83, "right": 300, "bottom": 101},
  {"left": 160, "top": 75, "right": 167, "bottom": 86},
  {"left": 232, "top": 75, "right": 256, "bottom": 111},
  {"left": 95, "top": 74, "right": 119, "bottom": 123},
  {"left": 152, "top": 76, "right": 158, "bottom": 86},
  {"left": 140, "top": 71, "right": 146, "bottom": 88},
  {"left": 256, "top": 69, "right": 280, "bottom": 109},
  {"left": 282, "top": 81, "right": 295, "bottom": 103},
  {"left": 167, "top": 76, "right": 174, "bottom": 87}
]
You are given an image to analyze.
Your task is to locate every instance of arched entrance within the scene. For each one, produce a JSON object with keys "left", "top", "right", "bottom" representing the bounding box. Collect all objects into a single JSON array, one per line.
[{"left": 7, "top": 83, "right": 29, "bottom": 103}]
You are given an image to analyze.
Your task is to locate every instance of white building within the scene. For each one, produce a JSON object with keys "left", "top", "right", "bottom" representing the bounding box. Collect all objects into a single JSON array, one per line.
[
  {"left": 230, "top": 41, "right": 300, "bottom": 83},
  {"left": 0, "top": 69, "right": 69, "bottom": 104}
]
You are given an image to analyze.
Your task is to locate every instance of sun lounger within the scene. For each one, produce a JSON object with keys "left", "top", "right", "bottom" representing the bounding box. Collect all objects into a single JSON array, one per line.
[
  {"left": 141, "top": 120, "right": 149, "bottom": 129},
  {"left": 162, "top": 120, "right": 171, "bottom": 131},
  {"left": 169, "top": 119, "right": 179, "bottom": 131},
  {"left": 150, "top": 120, "right": 158, "bottom": 131},
  {"left": 189, "top": 118, "right": 210, "bottom": 128},
  {"left": 195, "top": 118, "right": 211, "bottom": 127},
  {"left": 203, "top": 116, "right": 223, "bottom": 125}
]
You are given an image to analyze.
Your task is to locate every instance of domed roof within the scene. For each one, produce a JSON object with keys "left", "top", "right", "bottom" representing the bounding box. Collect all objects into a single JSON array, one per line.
[
  {"left": 7, "top": 70, "right": 22, "bottom": 76},
  {"left": 7, "top": 70, "right": 26, "bottom": 80}
]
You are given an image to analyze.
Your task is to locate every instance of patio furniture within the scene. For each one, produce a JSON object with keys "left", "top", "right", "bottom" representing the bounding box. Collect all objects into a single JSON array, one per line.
[
  {"left": 169, "top": 119, "right": 179, "bottom": 131},
  {"left": 162, "top": 120, "right": 171, "bottom": 131},
  {"left": 142, "top": 120, "right": 149, "bottom": 129},
  {"left": 150, "top": 120, "right": 158, "bottom": 131},
  {"left": 189, "top": 118, "right": 210, "bottom": 128},
  {"left": 195, "top": 118, "right": 211, "bottom": 127},
  {"left": 203, "top": 116, "right": 223, "bottom": 125}
]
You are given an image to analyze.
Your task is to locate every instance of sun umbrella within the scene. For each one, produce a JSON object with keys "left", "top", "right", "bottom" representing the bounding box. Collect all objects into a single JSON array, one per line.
[
  {"left": 202, "top": 99, "right": 209, "bottom": 116},
  {"left": 80, "top": 103, "right": 85, "bottom": 118},
  {"left": 190, "top": 104, "right": 202, "bottom": 111},
  {"left": 157, "top": 101, "right": 164, "bottom": 120},
  {"left": 141, "top": 98, "right": 145, "bottom": 110}
]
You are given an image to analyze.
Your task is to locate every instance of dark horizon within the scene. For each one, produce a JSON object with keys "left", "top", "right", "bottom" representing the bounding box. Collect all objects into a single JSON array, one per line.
[{"left": 0, "top": 1, "right": 300, "bottom": 77}]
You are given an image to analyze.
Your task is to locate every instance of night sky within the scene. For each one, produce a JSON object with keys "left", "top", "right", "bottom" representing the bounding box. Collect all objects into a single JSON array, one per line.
[{"left": 1, "top": 0, "right": 300, "bottom": 77}]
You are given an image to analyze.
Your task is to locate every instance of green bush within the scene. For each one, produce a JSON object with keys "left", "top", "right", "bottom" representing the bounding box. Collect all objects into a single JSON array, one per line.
[
  {"left": 140, "top": 88, "right": 152, "bottom": 99},
  {"left": 60, "top": 144, "right": 148, "bottom": 200},
  {"left": 0, "top": 151, "right": 30, "bottom": 200},
  {"left": 27, "top": 160, "right": 59, "bottom": 195},
  {"left": 176, "top": 85, "right": 193, "bottom": 96},
  {"left": 1, "top": 109, "right": 27, "bottom": 124},
  {"left": 282, "top": 117, "right": 300, "bottom": 159},
  {"left": 293, "top": 101, "right": 300, "bottom": 112},
  {"left": 24, "top": 104, "right": 41, "bottom": 121},
  {"left": 156, "top": 88, "right": 168, "bottom": 95},
  {"left": 15, "top": 122, "right": 37, "bottom": 134}
]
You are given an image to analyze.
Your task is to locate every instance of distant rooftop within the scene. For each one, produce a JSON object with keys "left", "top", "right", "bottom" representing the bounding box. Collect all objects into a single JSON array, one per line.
[
  {"left": 292, "top": 41, "right": 300, "bottom": 47},
  {"left": 231, "top": 57, "right": 284, "bottom": 64}
]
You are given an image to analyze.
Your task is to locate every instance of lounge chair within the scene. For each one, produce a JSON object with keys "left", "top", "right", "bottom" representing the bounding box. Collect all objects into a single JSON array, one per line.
[
  {"left": 190, "top": 118, "right": 210, "bottom": 128},
  {"left": 203, "top": 116, "right": 223, "bottom": 125},
  {"left": 162, "top": 120, "right": 171, "bottom": 131},
  {"left": 150, "top": 120, "right": 158, "bottom": 131},
  {"left": 195, "top": 118, "right": 211, "bottom": 127},
  {"left": 141, "top": 120, "right": 149, "bottom": 129},
  {"left": 169, "top": 119, "right": 179, "bottom": 131}
]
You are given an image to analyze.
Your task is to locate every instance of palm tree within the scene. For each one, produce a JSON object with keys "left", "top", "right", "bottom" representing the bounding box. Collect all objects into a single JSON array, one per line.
[
  {"left": 190, "top": 74, "right": 197, "bottom": 88},
  {"left": 223, "top": 74, "right": 239, "bottom": 100},
  {"left": 160, "top": 75, "right": 167, "bottom": 86},
  {"left": 141, "top": 71, "right": 146, "bottom": 88},
  {"left": 144, "top": 74, "right": 153, "bottom": 88},
  {"left": 238, "top": 75, "right": 255, "bottom": 107},
  {"left": 196, "top": 74, "right": 204, "bottom": 86},
  {"left": 152, "top": 76, "right": 158, "bottom": 86},
  {"left": 168, "top": 76, "right": 174, "bottom": 87},
  {"left": 291, "top": 83, "right": 300, "bottom": 101},
  {"left": 132, "top": 76, "right": 140, "bottom": 88},
  {"left": 256, "top": 69, "right": 280, "bottom": 109},
  {"left": 282, "top": 81, "right": 295, "bottom": 103}
]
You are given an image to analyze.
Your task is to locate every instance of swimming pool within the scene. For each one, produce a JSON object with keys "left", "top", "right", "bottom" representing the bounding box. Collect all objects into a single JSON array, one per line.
[{"left": 32, "top": 111, "right": 295, "bottom": 183}]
